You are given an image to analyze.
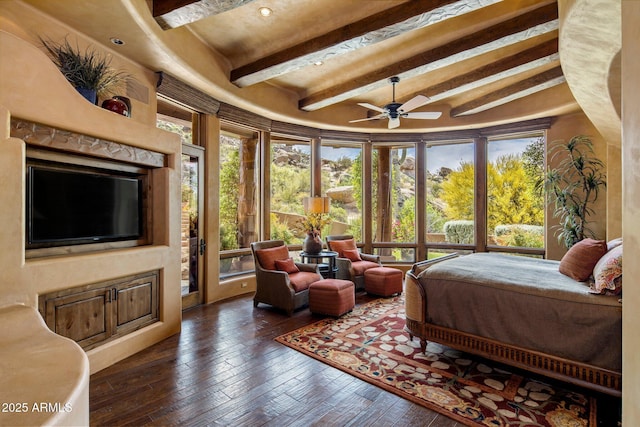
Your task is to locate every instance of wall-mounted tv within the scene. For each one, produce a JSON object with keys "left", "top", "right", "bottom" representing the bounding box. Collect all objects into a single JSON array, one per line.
[{"left": 27, "top": 164, "right": 143, "bottom": 248}]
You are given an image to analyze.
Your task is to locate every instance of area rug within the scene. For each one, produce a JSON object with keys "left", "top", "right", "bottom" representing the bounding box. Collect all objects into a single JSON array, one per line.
[{"left": 275, "top": 296, "right": 596, "bottom": 427}]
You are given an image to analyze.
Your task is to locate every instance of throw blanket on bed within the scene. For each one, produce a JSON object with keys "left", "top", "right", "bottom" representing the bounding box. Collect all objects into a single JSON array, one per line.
[{"left": 418, "top": 253, "right": 622, "bottom": 371}]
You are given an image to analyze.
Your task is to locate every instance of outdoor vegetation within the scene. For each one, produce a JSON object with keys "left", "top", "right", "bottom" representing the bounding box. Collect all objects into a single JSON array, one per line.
[{"left": 218, "top": 136, "right": 546, "bottom": 253}]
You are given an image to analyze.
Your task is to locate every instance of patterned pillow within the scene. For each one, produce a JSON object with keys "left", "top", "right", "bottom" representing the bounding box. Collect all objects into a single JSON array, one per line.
[
  {"left": 590, "top": 245, "right": 623, "bottom": 295},
  {"left": 274, "top": 257, "right": 300, "bottom": 274},
  {"left": 343, "top": 249, "right": 362, "bottom": 262},
  {"left": 558, "top": 238, "right": 607, "bottom": 281},
  {"left": 607, "top": 237, "right": 623, "bottom": 251}
]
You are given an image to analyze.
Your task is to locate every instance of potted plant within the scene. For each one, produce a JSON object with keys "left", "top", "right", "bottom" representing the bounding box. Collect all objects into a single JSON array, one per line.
[
  {"left": 40, "top": 36, "right": 129, "bottom": 105},
  {"left": 294, "top": 212, "right": 332, "bottom": 254},
  {"left": 542, "top": 135, "right": 607, "bottom": 248}
]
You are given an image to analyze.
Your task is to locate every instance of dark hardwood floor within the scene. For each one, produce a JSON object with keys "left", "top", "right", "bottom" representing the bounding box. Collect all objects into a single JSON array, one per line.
[
  {"left": 90, "top": 292, "right": 463, "bottom": 426},
  {"left": 90, "top": 292, "right": 620, "bottom": 427}
]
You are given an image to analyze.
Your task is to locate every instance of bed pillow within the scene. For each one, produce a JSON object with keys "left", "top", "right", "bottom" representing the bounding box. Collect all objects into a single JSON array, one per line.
[
  {"left": 558, "top": 238, "right": 607, "bottom": 281},
  {"left": 343, "top": 249, "right": 362, "bottom": 262},
  {"left": 590, "top": 245, "right": 623, "bottom": 295},
  {"left": 607, "top": 237, "right": 623, "bottom": 251},
  {"left": 275, "top": 257, "right": 300, "bottom": 274}
]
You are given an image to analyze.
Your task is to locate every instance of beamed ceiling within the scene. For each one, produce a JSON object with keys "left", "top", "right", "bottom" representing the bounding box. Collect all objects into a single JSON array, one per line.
[{"left": 24, "top": 0, "right": 582, "bottom": 133}]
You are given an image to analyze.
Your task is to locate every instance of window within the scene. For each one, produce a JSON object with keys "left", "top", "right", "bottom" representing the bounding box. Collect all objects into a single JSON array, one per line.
[
  {"left": 320, "top": 141, "right": 363, "bottom": 240},
  {"left": 373, "top": 143, "right": 416, "bottom": 262},
  {"left": 487, "top": 134, "right": 544, "bottom": 249},
  {"left": 426, "top": 141, "right": 475, "bottom": 246},
  {"left": 269, "top": 136, "right": 311, "bottom": 244},
  {"left": 219, "top": 124, "right": 260, "bottom": 277}
]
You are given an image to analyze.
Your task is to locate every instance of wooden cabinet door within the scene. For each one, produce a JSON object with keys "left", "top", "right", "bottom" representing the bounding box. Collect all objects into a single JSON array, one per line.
[
  {"left": 43, "top": 287, "right": 113, "bottom": 349},
  {"left": 39, "top": 270, "right": 159, "bottom": 350},
  {"left": 114, "top": 272, "right": 158, "bottom": 335}
]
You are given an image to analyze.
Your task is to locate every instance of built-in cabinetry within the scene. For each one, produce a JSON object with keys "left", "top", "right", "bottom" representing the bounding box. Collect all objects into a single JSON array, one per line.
[{"left": 39, "top": 270, "right": 159, "bottom": 350}]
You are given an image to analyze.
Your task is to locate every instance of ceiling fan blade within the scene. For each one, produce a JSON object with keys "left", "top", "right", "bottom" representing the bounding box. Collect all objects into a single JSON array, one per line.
[
  {"left": 399, "top": 95, "right": 430, "bottom": 113},
  {"left": 388, "top": 117, "right": 400, "bottom": 129},
  {"left": 404, "top": 111, "right": 442, "bottom": 119},
  {"left": 357, "top": 102, "right": 386, "bottom": 113},
  {"left": 349, "top": 113, "right": 386, "bottom": 123}
]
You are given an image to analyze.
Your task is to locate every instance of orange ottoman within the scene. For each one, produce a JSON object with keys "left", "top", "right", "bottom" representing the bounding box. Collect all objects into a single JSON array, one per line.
[
  {"left": 364, "top": 267, "right": 403, "bottom": 297},
  {"left": 309, "top": 279, "right": 355, "bottom": 317}
]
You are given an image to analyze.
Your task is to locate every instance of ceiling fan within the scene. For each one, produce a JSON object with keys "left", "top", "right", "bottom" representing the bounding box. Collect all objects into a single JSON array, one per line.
[{"left": 350, "top": 76, "right": 442, "bottom": 129}]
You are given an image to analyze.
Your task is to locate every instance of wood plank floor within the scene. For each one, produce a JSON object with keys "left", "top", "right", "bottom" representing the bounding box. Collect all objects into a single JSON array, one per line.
[
  {"left": 90, "top": 292, "right": 620, "bottom": 427},
  {"left": 90, "top": 292, "right": 462, "bottom": 426}
]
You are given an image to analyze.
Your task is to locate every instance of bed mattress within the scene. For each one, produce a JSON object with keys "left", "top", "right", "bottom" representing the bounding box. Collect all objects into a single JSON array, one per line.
[{"left": 418, "top": 253, "right": 622, "bottom": 371}]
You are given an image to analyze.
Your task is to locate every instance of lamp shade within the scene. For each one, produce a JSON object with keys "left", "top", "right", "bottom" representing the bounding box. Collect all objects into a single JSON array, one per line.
[{"left": 303, "top": 196, "right": 330, "bottom": 214}]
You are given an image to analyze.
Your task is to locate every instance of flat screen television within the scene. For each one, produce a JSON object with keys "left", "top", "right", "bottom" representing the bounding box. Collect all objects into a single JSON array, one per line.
[{"left": 27, "top": 164, "right": 143, "bottom": 247}]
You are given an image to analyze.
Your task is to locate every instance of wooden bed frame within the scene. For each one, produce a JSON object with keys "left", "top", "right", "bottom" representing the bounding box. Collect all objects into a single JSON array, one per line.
[{"left": 404, "top": 258, "right": 622, "bottom": 397}]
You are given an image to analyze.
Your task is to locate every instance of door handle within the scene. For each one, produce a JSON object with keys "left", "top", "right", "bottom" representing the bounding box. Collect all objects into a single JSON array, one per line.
[{"left": 199, "top": 238, "right": 206, "bottom": 255}]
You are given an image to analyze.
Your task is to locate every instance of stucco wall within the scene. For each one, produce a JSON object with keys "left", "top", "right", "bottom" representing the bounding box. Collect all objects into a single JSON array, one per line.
[
  {"left": 544, "top": 112, "right": 612, "bottom": 260},
  {"left": 0, "top": 13, "right": 182, "bottom": 374},
  {"left": 622, "top": 1, "right": 639, "bottom": 425}
]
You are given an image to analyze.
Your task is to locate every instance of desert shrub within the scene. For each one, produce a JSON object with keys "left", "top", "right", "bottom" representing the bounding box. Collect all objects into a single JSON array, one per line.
[
  {"left": 443, "top": 220, "right": 474, "bottom": 244},
  {"left": 494, "top": 224, "right": 544, "bottom": 248},
  {"left": 270, "top": 213, "right": 295, "bottom": 244}
]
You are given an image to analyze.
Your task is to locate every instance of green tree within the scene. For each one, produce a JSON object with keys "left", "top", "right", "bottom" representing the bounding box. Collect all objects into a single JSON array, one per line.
[
  {"left": 441, "top": 161, "right": 475, "bottom": 221},
  {"left": 488, "top": 154, "right": 544, "bottom": 232},
  {"left": 441, "top": 156, "right": 544, "bottom": 236},
  {"left": 393, "top": 196, "right": 415, "bottom": 241},
  {"left": 219, "top": 148, "right": 240, "bottom": 250}
]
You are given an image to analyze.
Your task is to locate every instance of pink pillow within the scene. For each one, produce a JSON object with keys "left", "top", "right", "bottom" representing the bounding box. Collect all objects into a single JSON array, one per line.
[
  {"left": 343, "top": 249, "right": 362, "bottom": 262},
  {"left": 274, "top": 257, "right": 300, "bottom": 274},
  {"left": 559, "top": 238, "right": 607, "bottom": 281}
]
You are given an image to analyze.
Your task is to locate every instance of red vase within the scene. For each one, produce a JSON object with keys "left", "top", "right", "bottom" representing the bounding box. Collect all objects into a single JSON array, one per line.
[{"left": 101, "top": 97, "right": 129, "bottom": 116}]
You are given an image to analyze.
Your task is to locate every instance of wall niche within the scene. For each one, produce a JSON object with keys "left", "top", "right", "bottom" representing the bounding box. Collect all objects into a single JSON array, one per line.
[{"left": 11, "top": 118, "right": 166, "bottom": 258}]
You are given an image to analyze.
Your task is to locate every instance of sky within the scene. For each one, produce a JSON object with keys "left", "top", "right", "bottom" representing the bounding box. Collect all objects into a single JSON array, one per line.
[{"left": 318, "top": 137, "right": 538, "bottom": 173}]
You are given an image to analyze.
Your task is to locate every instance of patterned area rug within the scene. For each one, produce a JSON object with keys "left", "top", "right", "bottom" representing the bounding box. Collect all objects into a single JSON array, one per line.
[{"left": 275, "top": 296, "right": 596, "bottom": 427}]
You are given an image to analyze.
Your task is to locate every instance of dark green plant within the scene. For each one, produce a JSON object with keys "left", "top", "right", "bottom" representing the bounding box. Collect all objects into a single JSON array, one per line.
[
  {"left": 542, "top": 135, "right": 606, "bottom": 249},
  {"left": 40, "top": 36, "right": 128, "bottom": 95}
]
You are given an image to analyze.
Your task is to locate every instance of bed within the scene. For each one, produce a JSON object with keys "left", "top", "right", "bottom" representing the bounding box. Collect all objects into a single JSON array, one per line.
[{"left": 404, "top": 252, "right": 622, "bottom": 396}]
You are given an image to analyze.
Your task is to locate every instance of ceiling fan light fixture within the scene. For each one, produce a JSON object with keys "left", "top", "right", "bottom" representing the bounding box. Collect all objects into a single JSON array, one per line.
[
  {"left": 350, "top": 76, "right": 441, "bottom": 128},
  {"left": 258, "top": 7, "right": 272, "bottom": 17}
]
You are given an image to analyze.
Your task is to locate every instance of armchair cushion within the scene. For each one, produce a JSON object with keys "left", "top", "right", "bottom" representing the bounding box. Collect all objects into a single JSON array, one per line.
[
  {"left": 329, "top": 238, "right": 357, "bottom": 257},
  {"left": 352, "top": 260, "right": 382, "bottom": 276},
  {"left": 275, "top": 257, "right": 300, "bottom": 274},
  {"left": 255, "top": 245, "right": 290, "bottom": 270},
  {"left": 289, "top": 271, "right": 323, "bottom": 292},
  {"left": 343, "top": 249, "right": 362, "bottom": 262}
]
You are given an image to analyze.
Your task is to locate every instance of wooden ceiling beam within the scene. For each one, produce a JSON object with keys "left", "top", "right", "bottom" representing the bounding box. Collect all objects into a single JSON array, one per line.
[
  {"left": 299, "top": 2, "right": 559, "bottom": 111},
  {"left": 411, "top": 38, "right": 559, "bottom": 103},
  {"left": 450, "top": 66, "right": 565, "bottom": 116},
  {"left": 153, "top": 0, "right": 257, "bottom": 30},
  {"left": 230, "top": 0, "right": 496, "bottom": 87}
]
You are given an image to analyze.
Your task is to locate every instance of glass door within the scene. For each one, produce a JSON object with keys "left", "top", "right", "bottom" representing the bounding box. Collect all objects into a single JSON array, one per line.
[{"left": 181, "top": 144, "right": 205, "bottom": 309}]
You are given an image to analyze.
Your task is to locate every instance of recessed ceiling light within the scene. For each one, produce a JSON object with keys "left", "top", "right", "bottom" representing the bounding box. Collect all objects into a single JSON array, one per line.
[
  {"left": 258, "top": 7, "right": 272, "bottom": 17},
  {"left": 110, "top": 37, "right": 125, "bottom": 46},
  {"left": 314, "top": 61, "right": 323, "bottom": 66}
]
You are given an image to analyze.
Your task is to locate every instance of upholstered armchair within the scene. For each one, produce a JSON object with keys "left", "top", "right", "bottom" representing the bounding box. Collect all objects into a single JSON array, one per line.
[
  {"left": 325, "top": 235, "right": 381, "bottom": 291},
  {"left": 251, "top": 240, "right": 323, "bottom": 316}
]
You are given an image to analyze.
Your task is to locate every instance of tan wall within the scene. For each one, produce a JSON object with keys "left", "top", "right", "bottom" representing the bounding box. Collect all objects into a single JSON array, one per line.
[
  {"left": 622, "top": 1, "right": 639, "bottom": 424},
  {"left": 545, "top": 112, "right": 613, "bottom": 260},
  {"left": 0, "top": 8, "right": 182, "bottom": 374}
]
